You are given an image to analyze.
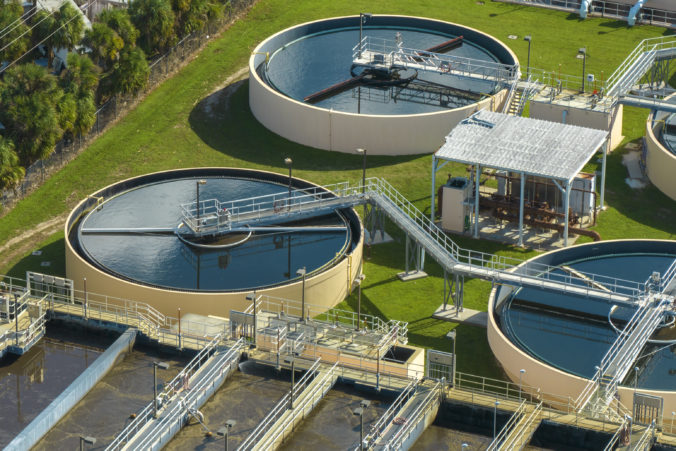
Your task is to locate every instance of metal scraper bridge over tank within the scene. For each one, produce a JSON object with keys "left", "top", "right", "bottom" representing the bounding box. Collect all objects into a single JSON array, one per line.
[{"left": 179, "top": 177, "right": 672, "bottom": 306}]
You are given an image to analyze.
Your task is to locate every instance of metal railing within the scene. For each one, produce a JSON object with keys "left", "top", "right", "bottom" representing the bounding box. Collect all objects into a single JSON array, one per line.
[
  {"left": 500, "top": 402, "right": 544, "bottom": 450},
  {"left": 106, "top": 335, "right": 238, "bottom": 450},
  {"left": 603, "top": 416, "right": 631, "bottom": 451},
  {"left": 352, "top": 36, "right": 518, "bottom": 84},
  {"left": 245, "top": 295, "right": 408, "bottom": 342},
  {"left": 487, "top": 400, "right": 528, "bottom": 450},
  {"left": 575, "top": 295, "right": 669, "bottom": 416},
  {"left": 237, "top": 358, "right": 329, "bottom": 450},
  {"left": 363, "top": 380, "right": 418, "bottom": 449},
  {"left": 127, "top": 339, "right": 244, "bottom": 450},
  {"left": 605, "top": 36, "right": 676, "bottom": 99},
  {"left": 364, "top": 178, "right": 646, "bottom": 300},
  {"left": 384, "top": 381, "right": 442, "bottom": 450},
  {"left": 180, "top": 181, "right": 363, "bottom": 235}
]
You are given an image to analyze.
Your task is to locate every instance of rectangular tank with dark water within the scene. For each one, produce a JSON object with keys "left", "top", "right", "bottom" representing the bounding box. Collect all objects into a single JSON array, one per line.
[
  {"left": 165, "top": 360, "right": 302, "bottom": 450},
  {"left": 0, "top": 323, "right": 117, "bottom": 448},
  {"left": 33, "top": 340, "right": 192, "bottom": 450}
]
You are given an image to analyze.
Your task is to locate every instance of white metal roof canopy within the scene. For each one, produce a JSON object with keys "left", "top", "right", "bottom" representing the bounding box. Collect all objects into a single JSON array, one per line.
[
  {"left": 431, "top": 110, "right": 609, "bottom": 247},
  {"left": 434, "top": 110, "right": 608, "bottom": 182}
]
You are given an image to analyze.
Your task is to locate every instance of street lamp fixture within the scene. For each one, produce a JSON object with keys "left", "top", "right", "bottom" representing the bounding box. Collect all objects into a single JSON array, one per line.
[
  {"left": 356, "top": 148, "right": 367, "bottom": 217},
  {"left": 153, "top": 361, "right": 169, "bottom": 417},
  {"left": 494, "top": 400, "right": 500, "bottom": 438},
  {"left": 284, "top": 157, "right": 293, "bottom": 208},
  {"left": 217, "top": 419, "right": 237, "bottom": 451},
  {"left": 523, "top": 35, "right": 532, "bottom": 79},
  {"left": 196, "top": 179, "right": 207, "bottom": 221},
  {"left": 296, "top": 267, "right": 307, "bottom": 322},
  {"left": 353, "top": 399, "right": 371, "bottom": 450},
  {"left": 79, "top": 436, "right": 96, "bottom": 451},
  {"left": 578, "top": 47, "right": 587, "bottom": 93},
  {"left": 446, "top": 330, "right": 457, "bottom": 386},
  {"left": 358, "top": 13, "right": 373, "bottom": 58}
]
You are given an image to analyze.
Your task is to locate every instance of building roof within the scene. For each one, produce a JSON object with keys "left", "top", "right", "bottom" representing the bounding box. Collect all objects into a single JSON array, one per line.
[{"left": 434, "top": 110, "right": 608, "bottom": 182}]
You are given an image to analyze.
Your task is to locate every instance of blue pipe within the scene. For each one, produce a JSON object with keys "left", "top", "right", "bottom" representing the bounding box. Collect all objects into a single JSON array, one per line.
[
  {"left": 579, "top": 0, "right": 592, "bottom": 19},
  {"left": 628, "top": 0, "right": 646, "bottom": 26}
]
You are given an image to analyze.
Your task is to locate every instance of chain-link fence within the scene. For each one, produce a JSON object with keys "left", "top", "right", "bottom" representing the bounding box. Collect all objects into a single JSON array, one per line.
[{"left": 1, "top": 0, "right": 256, "bottom": 210}]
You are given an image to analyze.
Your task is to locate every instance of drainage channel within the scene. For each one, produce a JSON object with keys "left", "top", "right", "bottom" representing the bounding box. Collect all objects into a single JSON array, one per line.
[
  {"left": 0, "top": 323, "right": 116, "bottom": 448},
  {"left": 32, "top": 342, "right": 191, "bottom": 450}
]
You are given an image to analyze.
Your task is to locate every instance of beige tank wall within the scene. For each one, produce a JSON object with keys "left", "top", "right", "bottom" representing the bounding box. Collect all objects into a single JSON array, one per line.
[
  {"left": 249, "top": 73, "right": 506, "bottom": 155},
  {"left": 645, "top": 119, "right": 676, "bottom": 202},
  {"left": 66, "top": 233, "right": 363, "bottom": 318},
  {"left": 65, "top": 168, "right": 364, "bottom": 318},
  {"left": 529, "top": 102, "right": 623, "bottom": 150},
  {"left": 488, "top": 287, "right": 676, "bottom": 419}
]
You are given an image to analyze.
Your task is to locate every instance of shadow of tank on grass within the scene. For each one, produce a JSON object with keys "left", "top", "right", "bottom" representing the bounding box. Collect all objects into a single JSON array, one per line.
[{"left": 187, "top": 80, "right": 419, "bottom": 172}]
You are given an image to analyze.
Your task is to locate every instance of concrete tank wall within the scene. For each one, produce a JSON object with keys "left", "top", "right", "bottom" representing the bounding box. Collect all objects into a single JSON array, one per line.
[
  {"left": 65, "top": 168, "right": 363, "bottom": 318},
  {"left": 488, "top": 239, "right": 676, "bottom": 420},
  {"left": 645, "top": 113, "right": 676, "bottom": 202},
  {"left": 249, "top": 15, "right": 516, "bottom": 156}
]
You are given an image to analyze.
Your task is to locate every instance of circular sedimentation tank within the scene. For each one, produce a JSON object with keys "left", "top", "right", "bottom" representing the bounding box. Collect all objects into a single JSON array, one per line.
[
  {"left": 249, "top": 15, "right": 517, "bottom": 155},
  {"left": 488, "top": 240, "right": 676, "bottom": 413},
  {"left": 65, "top": 168, "right": 363, "bottom": 317}
]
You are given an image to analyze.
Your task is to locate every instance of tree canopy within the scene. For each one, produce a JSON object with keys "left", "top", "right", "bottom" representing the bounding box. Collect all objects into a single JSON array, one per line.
[{"left": 129, "top": 0, "right": 176, "bottom": 55}]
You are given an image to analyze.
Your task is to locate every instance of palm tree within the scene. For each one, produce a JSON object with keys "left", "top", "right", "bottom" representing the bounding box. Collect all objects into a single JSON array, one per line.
[
  {"left": 105, "top": 46, "right": 149, "bottom": 95},
  {"left": 0, "top": 64, "right": 64, "bottom": 166},
  {"left": 83, "top": 22, "right": 124, "bottom": 70},
  {"left": 61, "top": 53, "right": 99, "bottom": 137},
  {"left": 129, "top": 0, "right": 175, "bottom": 55},
  {"left": 0, "top": 137, "right": 25, "bottom": 193},
  {"left": 98, "top": 9, "right": 139, "bottom": 48},
  {"left": 33, "top": 3, "right": 84, "bottom": 68},
  {"left": 0, "top": 0, "right": 30, "bottom": 62}
]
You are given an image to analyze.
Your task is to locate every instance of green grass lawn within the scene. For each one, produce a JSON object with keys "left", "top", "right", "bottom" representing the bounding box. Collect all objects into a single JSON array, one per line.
[{"left": 1, "top": 0, "right": 675, "bottom": 378}]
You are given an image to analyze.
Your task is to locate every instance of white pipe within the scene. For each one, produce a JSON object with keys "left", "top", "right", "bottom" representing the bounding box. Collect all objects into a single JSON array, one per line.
[
  {"left": 579, "top": 0, "right": 592, "bottom": 19},
  {"left": 628, "top": 0, "right": 646, "bottom": 26}
]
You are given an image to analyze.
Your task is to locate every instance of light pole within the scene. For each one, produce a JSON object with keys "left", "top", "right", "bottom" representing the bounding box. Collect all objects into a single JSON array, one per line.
[
  {"left": 196, "top": 179, "right": 207, "bottom": 221},
  {"left": 79, "top": 436, "right": 96, "bottom": 451},
  {"left": 217, "top": 419, "right": 236, "bottom": 451},
  {"left": 153, "top": 361, "right": 169, "bottom": 417},
  {"left": 353, "top": 399, "right": 371, "bottom": 450},
  {"left": 634, "top": 366, "right": 639, "bottom": 395},
  {"left": 296, "top": 267, "right": 306, "bottom": 322},
  {"left": 356, "top": 148, "right": 367, "bottom": 217},
  {"left": 519, "top": 368, "right": 526, "bottom": 399},
  {"left": 523, "top": 35, "right": 532, "bottom": 79},
  {"left": 246, "top": 292, "right": 261, "bottom": 347},
  {"left": 356, "top": 274, "right": 365, "bottom": 331},
  {"left": 578, "top": 47, "right": 587, "bottom": 93},
  {"left": 494, "top": 400, "right": 500, "bottom": 438},
  {"left": 284, "top": 157, "right": 293, "bottom": 208},
  {"left": 285, "top": 356, "right": 296, "bottom": 409},
  {"left": 358, "top": 13, "right": 372, "bottom": 59},
  {"left": 626, "top": 414, "right": 633, "bottom": 447},
  {"left": 672, "top": 411, "right": 675, "bottom": 434},
  {"left": 446, "top": 330, "right": 457, "bottom": 387}
]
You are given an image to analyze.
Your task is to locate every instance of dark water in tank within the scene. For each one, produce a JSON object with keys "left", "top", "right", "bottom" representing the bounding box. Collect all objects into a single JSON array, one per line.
[
  {"left": 497, "top": 253, "right": 676, "bottom": 390},
  {"left": 264, "top": 27, "right": 500, "bottom": 115},
  {"left": 77, "top": 177, "right": 352, "bottom": 291}
]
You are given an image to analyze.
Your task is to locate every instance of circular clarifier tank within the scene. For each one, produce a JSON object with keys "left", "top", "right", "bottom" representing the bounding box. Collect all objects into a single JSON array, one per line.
[
  {"left": 249, "top": 15, "right": 517, "bottom": 155},
  {"left": 488, "top": 240, "right": 676, "bottom": 413},
  {"left": 65, "top": 168, "right": 363, "bottom": 317}
]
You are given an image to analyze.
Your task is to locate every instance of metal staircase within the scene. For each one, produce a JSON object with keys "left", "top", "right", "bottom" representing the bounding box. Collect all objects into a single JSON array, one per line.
[{"left": 575, "top": 294, "right": 670, "bottom": 419}]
